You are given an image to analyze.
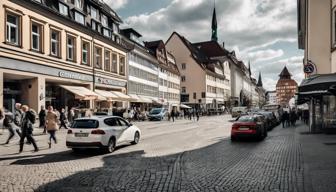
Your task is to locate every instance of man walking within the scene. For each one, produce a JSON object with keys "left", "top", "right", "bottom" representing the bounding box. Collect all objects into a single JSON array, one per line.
[
  {"left": 2, "top": 109, "right": 22, "bottom": 144},
  {"left": 39, "top": 105, "right": 46, "bottom": 134},
  {"left": 19, "top": 105, "right": 39, "bottom": 153},
  {"left": 59, "top": 108, "right": 68, "bottom": 129}
]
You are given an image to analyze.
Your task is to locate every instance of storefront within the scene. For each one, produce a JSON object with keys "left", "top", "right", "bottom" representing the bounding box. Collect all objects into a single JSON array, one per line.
[{"left": 297, "top": 74, "right": 336, "bottom": 133}]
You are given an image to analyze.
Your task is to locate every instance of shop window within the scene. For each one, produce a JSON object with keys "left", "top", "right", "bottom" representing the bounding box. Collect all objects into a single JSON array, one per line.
[
  {"left": 104, "top": 49, "right": 111, "bottom": 71},
  {"left": 94, "top": 46, "right": 102, "bottom": 69},
  {"left": 31, "top": 22, "right": 43, "bottom": 52},
  {"left": 50, "top": 29, "right": 61, "bottom": 57},
  {"left": 119, "top": 56, "right": 125, "bottom": 75},
  {"left": 5, "top": 12, "right": 21, "bottom": 46},
  {"left": 81, "top": 40, "right": 90, "bottom": 65},
  {"left": 66, "top": 35, "right": 76, "bottom": 62},
  {"left": 111, "top": 52, "right": 118, "bottom": 73}
]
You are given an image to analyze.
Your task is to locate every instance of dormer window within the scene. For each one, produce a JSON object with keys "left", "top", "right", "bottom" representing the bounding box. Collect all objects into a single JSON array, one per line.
[
  {"left": 59, "top": 3, "right": 68, "bottom": 16},
  {"left": 74, "top": 0, "right": 83, "bottom": 9},
  {"left": 112, "top": 23, "right": 118, "bottom": 34},
  {"left": 91, "top": 6, "right": 98, "bottom": 20},
  {"left": 101, "top": 14, "right": 108, "bottom": 27},
  {"left": 74, "top": 12, "right": 84, "bottom": 25}
]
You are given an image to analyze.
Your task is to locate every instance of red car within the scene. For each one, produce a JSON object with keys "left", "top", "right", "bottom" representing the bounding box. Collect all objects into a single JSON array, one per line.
[{"left": 231, "top": 115, "right": 267, "bottom": 141}]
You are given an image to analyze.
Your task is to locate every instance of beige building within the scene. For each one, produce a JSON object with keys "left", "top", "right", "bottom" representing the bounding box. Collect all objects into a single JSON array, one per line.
[
  {"left": 0, "top": 0, "right": 129, "bottom": 113},
  {"left": 165, "top": 32, "right": 229, "bottom": 112},
  {"left": 298, "top": 0, "right": 336, "bottom": 74}
]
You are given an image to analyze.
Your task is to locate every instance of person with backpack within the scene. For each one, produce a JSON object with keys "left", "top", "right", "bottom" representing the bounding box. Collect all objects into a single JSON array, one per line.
[
  {"left": 19, "top": 105, "right": 38, "bottom": 153},
  {"left": 1, "top": 109, "right": 22, "bottom": 144}
]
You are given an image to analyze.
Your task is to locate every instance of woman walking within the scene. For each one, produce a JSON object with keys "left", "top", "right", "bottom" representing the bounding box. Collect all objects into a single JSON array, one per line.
[{"left": 46, "top": 106, "right": 58, "bottom": 148}]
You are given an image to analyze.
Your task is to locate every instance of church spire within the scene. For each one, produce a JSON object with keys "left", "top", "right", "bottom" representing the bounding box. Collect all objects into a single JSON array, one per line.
[
  {"left": 248, "top": 60, "right": 252, "bottom": 77},
  {"left": 211, "top": 2, "right": 218, "bottom": 42},
  {"left": 257, "top": 72, "right": 263, "bottom": 87}
]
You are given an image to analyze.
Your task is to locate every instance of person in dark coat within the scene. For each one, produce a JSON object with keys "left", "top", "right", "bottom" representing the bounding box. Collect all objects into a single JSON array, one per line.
[
  {"left": 281, "top": 111, "right": 289, "bottom": 128},
  {"left": 59, "top": 108, "right": 68, "bottom": 129},
  {"left": 19, "top": 105, "right": 38, "bottom": 153},
  {"left": 290, "top": 110, "right": 297, "bottom": 127},
  {"left": 39, "top": 105, "right": 47, "bottom": 134},
  {"left": 171, "top": 109, "right": 175, "bottom": 122}
]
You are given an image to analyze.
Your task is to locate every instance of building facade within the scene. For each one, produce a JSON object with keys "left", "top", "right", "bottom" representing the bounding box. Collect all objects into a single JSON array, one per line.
[
  {"left": 121, "top": 28, "right": 159, "bottom": 110},
  {"left": 276, "top": 67, "right": 298, "bottom": 107},
  {"left": 0, "top": 0, "right": 129, "bottom": 113},
  {"left": 144, "top": 40, "right": 181, "bottom": 111},
  {"left": 266, "top": 91, "right": 277, "bottom": 105}
]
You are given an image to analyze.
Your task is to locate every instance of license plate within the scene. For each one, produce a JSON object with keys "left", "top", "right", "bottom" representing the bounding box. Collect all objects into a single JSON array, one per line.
[
  {"left": 75, "top": 133, "right": 89, "bottom": 137},
  {"left": 238, "top": 127, "right": 249, "bottom": 131}
]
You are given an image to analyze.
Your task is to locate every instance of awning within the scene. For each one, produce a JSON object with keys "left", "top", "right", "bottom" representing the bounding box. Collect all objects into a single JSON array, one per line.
[
  {"left": 111, "top": 91, "right": 132, "bottom": 101},
  {"left": 128, "top": 94, "right": 142, "bottom": 102},
  {"left": 95, "top": 90, "right": 117, "bottom": 101},
  {"left": 180, "top": 104, "right": 192, "bottom": 109},
  {"left": 137, "top": 95, "right": 153, "bottom": 103},
  {"left": 60, "top": 85, "right": 100, "bottom": 100}
]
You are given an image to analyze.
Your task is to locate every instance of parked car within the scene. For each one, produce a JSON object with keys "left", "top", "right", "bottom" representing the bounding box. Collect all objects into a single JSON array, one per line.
[
  {"left": 231, "top": 106, "right": 248, "bottom": 118},
  {"left": 147, "top": 108, "right": 167, "bottom": 121},
  {"left": 231, "top": 115, "right": 267, "bottom": 141},
  {"left": 66, "top": 116, "right": 141, "bottom": 153},
  {"left": 255, "top": 111, "right": 278, "bottom": 130},
  {"left": 93, "top": 112, "right": 108, "bottom": 116}
]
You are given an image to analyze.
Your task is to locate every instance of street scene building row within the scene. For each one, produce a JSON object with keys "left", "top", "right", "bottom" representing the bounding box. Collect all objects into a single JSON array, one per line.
[{"left": 0, "top": 0, "right": 266, "bottom": 115}]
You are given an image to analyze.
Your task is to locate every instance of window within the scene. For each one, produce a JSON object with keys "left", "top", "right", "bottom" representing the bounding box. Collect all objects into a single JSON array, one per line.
[
  {"left": 182, "top": 87, "right": 186, "bottom": 93},
  {"left": 74, "top": 0, "right": 83, "bottom": 9},
  {"left": 82, "top": 41, "right": 90, "bottom": 65},
  {"left": 112, "top": 23, "right": 118, "bottom": 34},
  {"left": 104, "top": 118, "right": 118, "bottom": 126},
  {"left": 91, "top": 6, "right": 97, "bottom": 20},
  {"left": 94, "top": 46, "right": 102, "bottom": 69},
  {"left": 119, "top": 56, "right": 125, "bottom": 75},
  {"left": 104, "top": 50, "right": 111, "bottom": 71},
  {"left": 74, "top": 12, "right": 84, "bottom": 25},
  {"left": 6, "top": 12, "right": 20, "bottom": 45},
  {"left": 59, "top": 3, "right": 68, "bottom": 16},
  {"left": 333, "top": 7, "right": 336, "bottom": 48},
  {"left": 182, "top": 63, "right": 186, "bottom": 69},
  {"left": 66, "top": 35, "right": 76, "bottom": 61},
  {"left": 202, "top": 92, "right": 206, "bottom": 98},
  {"left": 111, "top": 53, "right": 118, "bottom": 73},
  {"left": 50, "top": 29, "right": 60, "bottom": 57},
  {"left": 31, "top": 22, "right": 42, "bottom": 52},
  {"left": 103, "top": 28, "right": 111, "bottom": 38},
  {"left": 101, "top": 14, "right": 108, "bottom": 27},
  {"left": 181, "top": 76, "right": 186, "bottom": 82}
]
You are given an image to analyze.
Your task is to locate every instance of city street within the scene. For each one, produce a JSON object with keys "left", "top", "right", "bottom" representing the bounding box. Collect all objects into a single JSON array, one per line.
[{"left": 0, "top": 115, "right": 325, "bottom": 192}]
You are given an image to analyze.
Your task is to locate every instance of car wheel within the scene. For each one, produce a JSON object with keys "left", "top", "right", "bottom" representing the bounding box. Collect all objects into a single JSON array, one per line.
[
  {"left": 131, "top": 131, "right": 140, "bottom": 145},
  {"left": 105, "top": 138, "right": 115, "bottom": 153}
]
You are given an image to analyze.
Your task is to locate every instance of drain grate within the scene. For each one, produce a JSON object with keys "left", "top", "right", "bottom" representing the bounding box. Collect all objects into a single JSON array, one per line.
[{"left": 324, "top": 142, "right": 336, "bottom": 145}]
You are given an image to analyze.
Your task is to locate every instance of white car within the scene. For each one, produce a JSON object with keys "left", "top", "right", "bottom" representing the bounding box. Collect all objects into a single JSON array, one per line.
[{"left": 66, "top": 116, "right": 141, "bottom": 153}]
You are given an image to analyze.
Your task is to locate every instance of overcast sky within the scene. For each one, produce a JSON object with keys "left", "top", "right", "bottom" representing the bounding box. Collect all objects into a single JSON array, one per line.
[{"left": 105, "top": 0, "right": 304, "bottom": 91}]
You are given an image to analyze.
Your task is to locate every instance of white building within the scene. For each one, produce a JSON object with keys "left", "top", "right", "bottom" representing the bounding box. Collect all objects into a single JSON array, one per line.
[{"left": 266, "top": 91, "right": 277, "bottom": 105}]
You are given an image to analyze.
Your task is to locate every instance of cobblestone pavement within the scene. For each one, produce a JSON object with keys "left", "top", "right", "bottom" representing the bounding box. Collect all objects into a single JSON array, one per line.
[{"left": 0, "top": 116, "right": 319, "bottom": 192}]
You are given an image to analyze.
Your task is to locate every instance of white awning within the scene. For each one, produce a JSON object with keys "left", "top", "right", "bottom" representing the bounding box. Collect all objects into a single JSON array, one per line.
[
  {"left": 60, "top": 85, "right": 100, "bottom": 100},
  {"left": 128, "top": 94, "right": 142, "bottom": 102},
  {"left": 137, "top": 95, "right": 153, "bottom": 103},
  {"left": 111, "top": 91, "right": 132, "bottom": 101},
  {"left": 95, "top": 90, "right": 117, "bottom": 101},
  {"left": 180, "top": 104, "right": 192, "bottom": 109}
]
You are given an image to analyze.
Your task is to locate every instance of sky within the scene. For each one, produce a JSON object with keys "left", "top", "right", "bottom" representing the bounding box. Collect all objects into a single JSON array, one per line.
[{"left": 105, "top": 0, "right": 304, "bottom": 91}]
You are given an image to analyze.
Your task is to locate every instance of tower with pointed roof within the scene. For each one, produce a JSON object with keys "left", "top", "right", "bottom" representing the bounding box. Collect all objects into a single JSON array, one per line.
[
  {"left": 276, "top": 66, "right": 298, "bottom": 106},
  {"left": 211, "top": 4, "right": 218, "bottom": 42},
  {"left": 247, "top": 61, "right": 252, "bottom": 77},
  {"left": 257, "top": 72, "right": 263, "bottom": 87}
]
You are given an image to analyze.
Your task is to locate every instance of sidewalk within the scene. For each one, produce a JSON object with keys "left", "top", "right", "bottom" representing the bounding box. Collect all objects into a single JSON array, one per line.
[{"left": 296, "top": 122, "right": 336, "bottom": 192}]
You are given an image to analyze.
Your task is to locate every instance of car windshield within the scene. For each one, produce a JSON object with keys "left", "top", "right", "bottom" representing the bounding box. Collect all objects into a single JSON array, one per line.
[
  {"left": 150, "top": 108, "right": 162, "bottom": 114},
  {"left": 71, "top": 119, "right": 99, "bottom": 129},
  {"left": 237, "top": 116, "right": 254, "bottom": 122}
]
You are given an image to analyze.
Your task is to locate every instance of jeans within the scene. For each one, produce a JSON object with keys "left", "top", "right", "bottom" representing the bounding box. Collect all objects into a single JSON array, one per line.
[
  {"left": 48, "top": 130, "right": 57, "bottom": 144},
  {"left": 6, "top": 124, "right": 22, "bottom": 144}
]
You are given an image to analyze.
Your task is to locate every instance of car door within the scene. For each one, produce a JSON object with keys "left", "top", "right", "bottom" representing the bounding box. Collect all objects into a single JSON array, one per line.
[
  {"left": 117, "top": 118, "right": 134, "bottom": 143},
  {"left": 104, "top": 117, "right": 125, "bottom": 144}
]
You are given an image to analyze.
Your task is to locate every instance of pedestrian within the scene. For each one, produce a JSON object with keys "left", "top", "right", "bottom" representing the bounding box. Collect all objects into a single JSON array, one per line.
[
  {"left": 68, "top": 107, "right": 75, "bottom": 125},
  {"left": 290, "top": 110, "right": 297, "bottom": 127},
  {"left": 19, "top": 105, "right": 39, "bottom": 153},
  {"left": 59, "top": 108, "right": 68, "bottom": 129},
  {"left": 171, "top": 109, "right": 175, "bottom": 122},
  {"left": 13, "top": 103, "right": 23, "bottom": 129},
  {"left": 39, "top": 105, "right": 47, "bottom": 134},
  {"left": 196, "top": 109, "right": 200, "bottom": 121},
  {"left": 1, "top": 108, "right": 21, "bottom": 144},
  {"left": 188, "top": 109, "right": 192, "bottom": 120},
  {"left": 281, "top": 111, "right": 289, "bottom": 128},
  {"left": 46, "top": 106, "right": 58, "bottom": 148}
]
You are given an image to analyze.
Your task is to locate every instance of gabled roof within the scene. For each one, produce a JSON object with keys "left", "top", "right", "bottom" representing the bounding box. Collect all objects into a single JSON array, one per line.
[
  {"left": 192, "top": 41, "right": 229, "bottom": 58},
  {"left": 120, "top": 28, "right": 142, "bottom": 38}
]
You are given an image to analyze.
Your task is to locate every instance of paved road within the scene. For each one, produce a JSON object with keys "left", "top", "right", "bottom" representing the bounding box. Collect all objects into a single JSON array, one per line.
[{"left": 0, "top": 115, "right": 307, "bottom": 192}]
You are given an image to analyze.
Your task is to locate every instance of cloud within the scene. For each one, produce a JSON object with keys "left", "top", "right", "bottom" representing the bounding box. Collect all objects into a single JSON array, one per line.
[
  {"left": 104, "top": 0, "right": 128, "bottom": 10},
  {"left": 246, "top": 49, "right": 284, "bottom": 62}
]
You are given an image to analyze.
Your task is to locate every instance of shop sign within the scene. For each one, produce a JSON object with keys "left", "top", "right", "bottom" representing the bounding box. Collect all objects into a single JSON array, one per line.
[
  {"left": 59, "top": 72, "right": 92, "bottom": 81},
  {"left": 304, "top": 60, "right": 316, "bottom": 75},
  {"left": 96, "top": 77, "right": 126, "bottom": 87}
]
